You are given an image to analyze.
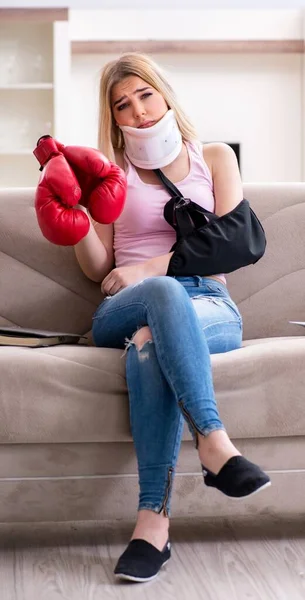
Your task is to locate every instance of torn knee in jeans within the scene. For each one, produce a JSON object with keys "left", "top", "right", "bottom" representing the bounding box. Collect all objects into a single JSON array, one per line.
[{"left": 121, "top": 326, "right": 153, "bottom": 358}]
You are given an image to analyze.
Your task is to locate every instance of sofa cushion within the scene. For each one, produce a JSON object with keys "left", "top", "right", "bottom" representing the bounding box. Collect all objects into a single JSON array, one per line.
[{"left": 1, "top": 336, "right": 304, "bottom": 444}]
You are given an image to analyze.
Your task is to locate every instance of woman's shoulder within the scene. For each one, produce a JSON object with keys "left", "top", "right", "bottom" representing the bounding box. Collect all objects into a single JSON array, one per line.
[{"left": 202, "top": 142, "right": 237, "bottom": 177}]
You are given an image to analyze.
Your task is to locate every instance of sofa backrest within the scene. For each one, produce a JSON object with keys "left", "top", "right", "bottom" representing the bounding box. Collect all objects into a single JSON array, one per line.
[
  {"left": 228, "top": 183, "right": 305, "bottom": 339},
  {"left": 0, "top": 184, "right": 305, "bottom": 339},
  {"left": 0, "top": 188, "right": 101, "bottom": 334}
]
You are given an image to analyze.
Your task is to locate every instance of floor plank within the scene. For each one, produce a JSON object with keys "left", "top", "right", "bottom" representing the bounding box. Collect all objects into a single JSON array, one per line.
[{"left": 0, "top": 518, "right": 305, "bottom": 600}]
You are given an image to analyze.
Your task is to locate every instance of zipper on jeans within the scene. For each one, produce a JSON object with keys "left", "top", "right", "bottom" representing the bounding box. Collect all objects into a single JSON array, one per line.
[
  {"left": 159, "top": 467, "right": 173, "bottom": 517},
  {"left": 179, "top": 400, "right": 200, "bottom": 449}
]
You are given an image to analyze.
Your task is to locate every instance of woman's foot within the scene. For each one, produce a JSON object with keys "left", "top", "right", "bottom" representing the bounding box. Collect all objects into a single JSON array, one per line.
[
  {"left": 130, "top": 509, "right": 169, "bottom": 551},
  {"left": 114, "top": 538, "right": 171, "bottom": 582},
  {"left": 114, "top": 510, "right": 170, "bottom": 582},
  {"left": 198, "top": 429, "right": 242, "bottom": 474},
  {"left": 203, "top": 455, "right": 271, "bottom": 498},
  {"left": 198, "top": 430, "right": 271, "bottom": 498}
]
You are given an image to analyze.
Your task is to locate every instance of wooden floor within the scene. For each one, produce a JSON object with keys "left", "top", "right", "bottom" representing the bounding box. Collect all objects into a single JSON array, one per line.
[{"left": 0, "top": 517, "right": 305, "bottom": 600}]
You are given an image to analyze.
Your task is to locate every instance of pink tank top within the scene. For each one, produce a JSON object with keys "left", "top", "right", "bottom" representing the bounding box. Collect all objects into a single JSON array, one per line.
[{"left": 113, "top": 141, "right": 226, "bottom": 284}]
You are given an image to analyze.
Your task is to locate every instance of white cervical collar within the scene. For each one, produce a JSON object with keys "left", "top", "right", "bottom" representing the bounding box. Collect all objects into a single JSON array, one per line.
[{"left": 119, "top": 109, "right": 182, "bottom": 170}]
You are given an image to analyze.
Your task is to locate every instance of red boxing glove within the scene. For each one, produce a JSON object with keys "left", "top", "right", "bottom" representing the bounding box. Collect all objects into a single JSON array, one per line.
[
  {"left": 33, "top": 136, "right": 127, "bottom": 246},
  {"left": 33, "top": 137, "right": 89, "bottom": 246},
  {"left": 57, "top": 142, "right": 127, "bottom": 225}
]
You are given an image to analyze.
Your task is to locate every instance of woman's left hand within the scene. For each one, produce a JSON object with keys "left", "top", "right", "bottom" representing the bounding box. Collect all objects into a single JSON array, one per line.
[{"left": 101, "top": 263, "right": 154, "bottom": 296}]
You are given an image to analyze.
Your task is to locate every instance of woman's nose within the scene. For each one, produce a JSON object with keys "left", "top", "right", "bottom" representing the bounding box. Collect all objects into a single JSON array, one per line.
[{"left": 133, "top": 100, "right": 146, "bottom": 119}]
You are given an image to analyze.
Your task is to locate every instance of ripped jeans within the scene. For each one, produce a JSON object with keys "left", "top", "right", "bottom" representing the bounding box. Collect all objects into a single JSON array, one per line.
[{"left": 92, "top": 276, "right": 242, "bottom": 517}]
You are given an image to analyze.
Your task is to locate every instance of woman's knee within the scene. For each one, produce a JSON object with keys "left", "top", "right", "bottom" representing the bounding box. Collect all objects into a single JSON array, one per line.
[
  {"left": 132, "top": 326, "right": 153, "bottom": 350},
  {"left": 136, "top": 275, "right": 186, "bottom": 302}
]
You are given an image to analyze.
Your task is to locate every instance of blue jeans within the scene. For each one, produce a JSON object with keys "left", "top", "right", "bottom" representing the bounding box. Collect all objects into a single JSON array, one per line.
[{"left": 92, "top": 276, "right": 242, "bottom": 517}]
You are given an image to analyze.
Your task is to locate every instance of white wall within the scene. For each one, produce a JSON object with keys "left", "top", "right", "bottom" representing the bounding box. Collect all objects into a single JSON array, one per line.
[
  {"left": 69, "top": 9, "right": 303, "bottom": 41},
  {"left": 4, "top": 0, "right": 305, "bottom": 9},
  {"left": 70, "top": 52, "right": 302, "bottom": 182}
]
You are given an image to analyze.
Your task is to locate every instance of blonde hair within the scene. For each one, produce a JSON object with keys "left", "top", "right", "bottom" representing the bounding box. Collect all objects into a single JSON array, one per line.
[{"left": 98, "top": 52, "right": 197, "bottom": 162}]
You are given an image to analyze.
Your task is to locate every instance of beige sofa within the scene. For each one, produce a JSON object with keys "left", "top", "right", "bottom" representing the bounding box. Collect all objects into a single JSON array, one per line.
[{"left": 0, "top": 184, "right": 305, "bottom": 524}]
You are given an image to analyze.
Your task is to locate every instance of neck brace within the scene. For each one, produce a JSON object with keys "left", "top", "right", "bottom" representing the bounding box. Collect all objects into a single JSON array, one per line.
[{"left": 119, "top": 109, "right": 182, "bottom": 170}]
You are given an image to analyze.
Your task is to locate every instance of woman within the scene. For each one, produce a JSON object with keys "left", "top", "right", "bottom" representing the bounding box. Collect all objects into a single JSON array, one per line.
[{"left": 74, "top": 53, "right": 271, "bottom": 583}]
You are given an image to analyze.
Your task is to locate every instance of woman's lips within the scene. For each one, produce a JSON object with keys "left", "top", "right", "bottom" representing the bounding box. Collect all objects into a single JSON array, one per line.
[{"left": 138, "top": 121, "right": 155, "bottom": 128}]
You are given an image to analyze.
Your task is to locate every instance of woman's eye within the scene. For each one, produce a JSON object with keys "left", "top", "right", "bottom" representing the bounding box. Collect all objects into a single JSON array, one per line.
[{"left": 117, "top": 92, "right": 152, "bottom": 111}]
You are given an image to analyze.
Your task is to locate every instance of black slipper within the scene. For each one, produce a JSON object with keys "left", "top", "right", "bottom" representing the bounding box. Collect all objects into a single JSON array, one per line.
[
  {"left": 114, "top": 538, "right": 171, "bottom": 582},
  {"left": 202, "top": 455, "right": 271, "bottom": 498}
]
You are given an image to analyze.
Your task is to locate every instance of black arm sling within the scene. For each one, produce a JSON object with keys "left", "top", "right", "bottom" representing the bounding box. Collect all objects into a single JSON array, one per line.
[{"left": 153, "top": 168, "right": 266, "bottom": 277}]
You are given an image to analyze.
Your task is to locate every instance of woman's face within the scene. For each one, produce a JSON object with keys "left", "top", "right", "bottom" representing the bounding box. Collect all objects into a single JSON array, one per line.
[{"left": 111, "top": 75, "right": 168, "bottom": 129}]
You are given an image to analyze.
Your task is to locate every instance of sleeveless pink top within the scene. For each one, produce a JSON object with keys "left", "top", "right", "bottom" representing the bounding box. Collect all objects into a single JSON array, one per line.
[{"left": 113, "top": 141, "right": 225, "bottom": 284}]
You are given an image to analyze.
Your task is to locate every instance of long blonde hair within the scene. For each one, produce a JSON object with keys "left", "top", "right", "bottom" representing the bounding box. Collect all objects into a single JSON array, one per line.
[{"left": 98, "top": 52, "right": 197, "bottom": 162}]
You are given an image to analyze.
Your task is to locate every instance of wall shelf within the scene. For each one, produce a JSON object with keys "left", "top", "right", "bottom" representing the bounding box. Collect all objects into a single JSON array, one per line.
[
  {"left": 0, "top": 9, "right": 70, "bottom": 188},
  {"left": 0, "top": 84, "right": 54, "bottom": 90},
  {"left": 0, "top": 9, "right": 68, "bottom": 22},
  {"left": 0, "top": 150, "right": 34, "bottom": 155},
  {"left": 71, "top": 39, "right": 305, "bottom": 54},
  {"left": 0, "top": 83, "right": 54, "bottom": 91}
]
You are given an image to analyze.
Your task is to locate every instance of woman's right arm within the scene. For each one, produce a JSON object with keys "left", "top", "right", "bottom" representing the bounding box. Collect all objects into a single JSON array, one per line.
[
  {"left": 74, "top": 208, "right": 115, "bottom": 283},
  {"left": 74, "top": 150, "right": 124, "bottom": 283}
]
